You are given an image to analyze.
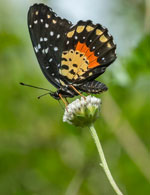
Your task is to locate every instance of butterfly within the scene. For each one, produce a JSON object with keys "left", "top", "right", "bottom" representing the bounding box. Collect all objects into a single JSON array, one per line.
[{"left": 27, "top": 3, "right": 116, "bottom": 100}]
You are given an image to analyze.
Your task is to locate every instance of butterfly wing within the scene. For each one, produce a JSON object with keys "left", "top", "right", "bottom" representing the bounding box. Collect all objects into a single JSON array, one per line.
[
  {"left": 28, "top": 3, "right": 72, "bottom": 88},
  {"left": 59, "top": 20, "right": 116, "bottom": 85}
]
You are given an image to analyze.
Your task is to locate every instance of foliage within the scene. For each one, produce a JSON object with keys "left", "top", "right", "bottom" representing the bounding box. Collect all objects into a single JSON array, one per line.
[{"left": 0, "top": 1, "right": 150, "bottom": 195}]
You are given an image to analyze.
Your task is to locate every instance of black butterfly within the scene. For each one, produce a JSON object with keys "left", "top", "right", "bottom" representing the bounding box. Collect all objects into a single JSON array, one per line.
[{"left": 27, "top": 3, "right": 116, "bottom": 100}]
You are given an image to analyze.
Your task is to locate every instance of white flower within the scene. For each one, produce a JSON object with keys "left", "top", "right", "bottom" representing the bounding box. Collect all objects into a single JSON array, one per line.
[{"left": 63, "top": 96, "right": 101, "bottom": 127}]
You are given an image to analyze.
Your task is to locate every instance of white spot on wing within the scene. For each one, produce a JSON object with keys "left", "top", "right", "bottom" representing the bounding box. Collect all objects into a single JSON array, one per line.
[
  {"left": 38, "top": 44, "right": 41, "bottom": 49},
  {"left": 34, "top": 20, "right": 38, "bottom": 24},
  {"left": 55, "top": 78, "right": 59, "bottom": 83},
  {"left": 49, "top": 58, "right": 53, "bottom": 62},
  {"left": 29, "top": 25, "right": 32, "bottom": 28},
  {"left": 54, "top": 47, "right": 58, "bottom": 51},
  {"left": 66, "top": 40, "right": 69, "bottom": 45},
  {"left": 44, "top": 37, "right": 48, "bottom": 41},
  {"left": 40, "top": 19, "right": 43, "bottom": 23},
  {"left": 34, "top": 46, "right": 39, "bottom": 53},
  {"left": 50, "top": 31, "right": 54, "bottom": 36},
  {"left": 75, "top": 36, "right": 78, "bottom": 39},
  {"left": 52, "top": 73, "right": 55, "bottom": 76},
  {"left": 42, "top": 48, "right": 49, "bottom": 54},
  {"left": 57, "top": 34, "right": 60, "bottom": 39},
  {"left": 46, "top": 66, "right": 49, "bottom": 69},
  {"left": 40, "top": 37, "right": 43, "bottom": 42},
  {"left": 45, "top": 48, "right": 49, "bottom": 54},
  {"left": 45, "top": 23, "right": 49, "bottom": 28}
]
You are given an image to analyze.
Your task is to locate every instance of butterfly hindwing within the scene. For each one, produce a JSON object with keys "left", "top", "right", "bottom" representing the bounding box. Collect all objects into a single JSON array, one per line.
[
  {"left": 28, "top": 3, "right": 72, "bottom": 88},
  {"left": 59, "top": 20, "right": 116, "bottom": 84}
]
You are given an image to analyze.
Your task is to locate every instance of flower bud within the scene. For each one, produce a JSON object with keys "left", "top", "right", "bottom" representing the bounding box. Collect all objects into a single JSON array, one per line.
[{"left": 63, "top": 96, "right": 101, "bottom": 127}]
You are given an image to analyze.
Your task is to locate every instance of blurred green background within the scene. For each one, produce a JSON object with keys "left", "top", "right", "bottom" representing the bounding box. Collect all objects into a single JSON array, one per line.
[{"left": 0, "top": 0, "right": 150, "bottom": 194}]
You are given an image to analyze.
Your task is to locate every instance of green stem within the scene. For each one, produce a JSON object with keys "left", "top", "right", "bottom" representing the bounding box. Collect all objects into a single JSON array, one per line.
[{"left": 89, "top": 124, "right": 123, "bottom": 195}]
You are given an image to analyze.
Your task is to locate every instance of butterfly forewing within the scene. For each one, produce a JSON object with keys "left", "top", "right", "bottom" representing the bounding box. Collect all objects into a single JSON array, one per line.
[{"left": 28, "top": 4, "right": 72, "bottom": 88}]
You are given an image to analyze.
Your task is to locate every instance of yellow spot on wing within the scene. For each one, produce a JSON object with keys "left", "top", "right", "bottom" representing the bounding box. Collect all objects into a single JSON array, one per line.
[
  {"left": 60, "top": 49, "right": 89, "bottom": 80},
  {"left": 86, "top": 26, "right": 94, "bottom": 32},
  {"left": 47, "top": 14, "right": 51, "bottom": 19},
  {"left": 74, "top": 75, "right": 79, "bottom": 80},
  {"left": 67, "top": 73, "right": 74, "bottom": 79},
  {"left": 52, "top": 20, "right": 57, "bottom": 24},
  {"left": 96, "top": 29, "right": 103, "bottom": 36},
  {"left": 60, "top": 80, "right": 65, "bottom": 86},
  {"left": 61, "top": 69, "right": 68, "bottom": 76},
  {"left": 107, "top": 43, "right": 111, "bottom": 48},
  {"left": 35, "top": 11, "right": 39, "bottom": 15},
  {"left": 76, "top": 26, "right": 85, "bottom": 33},
  {"left": 100, "top": 35, "right": 108, "bottom": 42},
  {"left": 67, "top": 30, "right": 75, "bottom": 38}
]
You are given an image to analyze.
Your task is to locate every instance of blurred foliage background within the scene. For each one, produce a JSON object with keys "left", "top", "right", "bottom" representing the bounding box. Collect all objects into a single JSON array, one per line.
[{"left": 0, "top": 0, "right": 150, "bottom": 194}]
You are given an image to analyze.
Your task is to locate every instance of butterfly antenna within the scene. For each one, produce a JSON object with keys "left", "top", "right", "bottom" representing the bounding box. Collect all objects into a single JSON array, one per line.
[
  {"left": 20, "top": 82, "right": 52, "bottom": 92},
  {"left": 37, "top": 92, "right": 50, "bottom": 99}
]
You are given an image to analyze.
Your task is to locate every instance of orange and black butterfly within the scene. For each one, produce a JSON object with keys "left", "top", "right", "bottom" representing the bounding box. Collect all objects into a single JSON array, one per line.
[{"left": 27, "top": 3, "right": 116, "bottom": 100}]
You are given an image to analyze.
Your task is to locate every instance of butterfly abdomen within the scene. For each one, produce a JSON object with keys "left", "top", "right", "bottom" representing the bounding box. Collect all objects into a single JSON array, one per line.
[{"left": 78, "top": 80, "right": 108, "bottom": 94}]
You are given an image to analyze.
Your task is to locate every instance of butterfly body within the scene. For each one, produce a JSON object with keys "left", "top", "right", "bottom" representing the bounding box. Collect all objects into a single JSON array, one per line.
[{"left": 28, "top": 3, "right": 116, "bottom": 100}]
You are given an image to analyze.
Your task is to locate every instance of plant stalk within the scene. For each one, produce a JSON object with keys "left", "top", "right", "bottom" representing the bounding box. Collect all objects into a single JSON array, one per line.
[{"left": 89, "top": 124, "right": 123, "bottom": 195}]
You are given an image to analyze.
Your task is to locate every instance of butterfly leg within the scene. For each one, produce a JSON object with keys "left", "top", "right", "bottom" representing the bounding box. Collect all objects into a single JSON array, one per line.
[
  {"left": 69, "top": 85, "right": 86, "bottom": 99},
  {"left": 65, "top": 98, "right": 69, "bottom": 104},
  {"left": 58, "top": 93, "right": 68, "bottom": 107}
]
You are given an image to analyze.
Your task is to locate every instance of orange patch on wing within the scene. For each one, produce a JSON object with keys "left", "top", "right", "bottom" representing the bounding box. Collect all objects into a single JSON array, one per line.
[
  {"left": 76, "top": 42, "right": 83, "bottom": 51},
  {"left": 88, "top": 60, "right": 99, "bottom": 68},
  {"left": 88, "top": 54, "right": 98, "bottom": 62},
  {"left": 76, "top": 42, "right": 100, "bottom": 68},
  {"left": 85, "top": 49, "right": 92, "bottom": 57}
]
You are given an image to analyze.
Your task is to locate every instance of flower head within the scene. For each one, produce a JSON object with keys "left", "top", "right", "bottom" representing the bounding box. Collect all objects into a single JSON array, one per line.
[{"left": 63, "top": 95, "right": 101, "bottom": 127}]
